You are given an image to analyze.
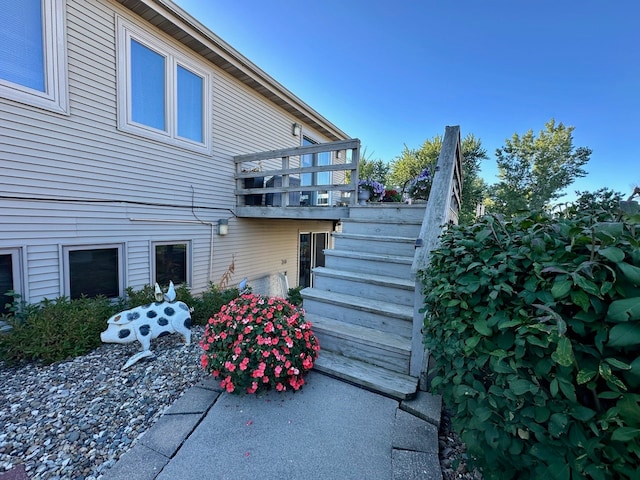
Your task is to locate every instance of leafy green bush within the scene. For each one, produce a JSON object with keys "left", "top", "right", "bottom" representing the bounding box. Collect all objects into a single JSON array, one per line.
[
  {"left": 0, "top": 282, "right": 244, "bottom": 365},
  {"left": 193, "top": 283, "right": 243, "bottom": 326},
  {"left": 422, "top": 194, "right": 640, "bottom": 479},
  {"left": 124, "top": 282, "right": 242, "bottom": 326},
  {"left": 0, "top": 296, "right": 121, "bottom": 365},
  {"left": 287, "top": 285, "right": 304, "bottom": 306}
]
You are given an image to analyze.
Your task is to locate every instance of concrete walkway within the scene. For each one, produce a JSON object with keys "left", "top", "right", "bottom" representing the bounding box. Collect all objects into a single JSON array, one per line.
[{"left": 102, "top": 371, "right": 442, "bottom": 480}]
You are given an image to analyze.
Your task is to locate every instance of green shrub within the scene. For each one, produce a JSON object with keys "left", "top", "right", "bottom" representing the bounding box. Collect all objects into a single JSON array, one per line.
[
  {"left": 287, "top": 285, "right": 304, "bottom": 306},
  {"left": 124, "top": 282, "right": 242, "bottom": 326},
  {"left": 422, "top": 194, "right": 640, "bottom": 479},
  {"left": 0, "top": 296, "right": 120, "bottom": 365},
  {"left": 0, "top": 282, "right": 244, "bottom": 365},
  {"left": 192, "top": 283, "right": 243, "bottom": 326}
]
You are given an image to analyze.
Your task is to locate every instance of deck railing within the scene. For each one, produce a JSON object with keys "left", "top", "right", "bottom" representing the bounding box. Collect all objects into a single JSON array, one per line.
[{"left": 233, "top": 139, "right": 361, "bottom": 208}]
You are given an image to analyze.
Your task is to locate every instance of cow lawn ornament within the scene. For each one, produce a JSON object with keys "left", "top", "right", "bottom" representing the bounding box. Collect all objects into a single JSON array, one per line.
[{"left": 100, "top": 281, "right": 192, "bottom": 370}]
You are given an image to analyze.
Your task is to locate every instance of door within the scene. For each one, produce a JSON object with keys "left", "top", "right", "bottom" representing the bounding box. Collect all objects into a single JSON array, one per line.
[{"left": 298, "top": 232, "right": 329, "bottom": 288}]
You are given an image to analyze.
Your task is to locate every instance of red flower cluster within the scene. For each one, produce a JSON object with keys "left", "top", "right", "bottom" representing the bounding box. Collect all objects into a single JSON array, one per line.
[{"left": 199, "top": 293, "right": 320, "bottom": 394}]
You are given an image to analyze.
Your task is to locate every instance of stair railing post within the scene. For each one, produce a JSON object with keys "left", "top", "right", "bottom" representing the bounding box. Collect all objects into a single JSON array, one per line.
[{"left": 410, "top": 126, "right": 463, "bottom": 386}]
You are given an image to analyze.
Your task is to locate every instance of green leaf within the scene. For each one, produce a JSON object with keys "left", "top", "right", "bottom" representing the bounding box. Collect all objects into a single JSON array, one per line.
[
  {"left": 572, "top": 273, "right": 600, "bottom": 297},
  {"left": 549, "top": 412, "right": 569, "bottom": 436},
  {"left": 611, "top": 427, "right": 640, "bottom": 442},
  {"left": 608, "top": 323, "right": 640, "bottom": 347},
  {"left": 576, "top": 369, "right": 597, "bottom": 385},
  {"left": 607, "top": 297, "right": 640, "bottom": 322},
  {"left": 604, "top": 357, "right": 632, "bottom": 370},
  {"left": 551, "top": 337, "right": 574, "bottom": 367},
  {"left": 570, "top": 405, "right": 596, "bottom": 422},
  {"left": 598, "top": 246, "right": 625, "bottom": 263},
  {"left": 599, "top": 362, "right": 628, "bottom": 391},
  {"left": 558, "top": 376, "right": 577, "bottom": 402},
  {"left": 570, "top": 290, "right": 590, "bottom": 312},
  {"left": 509, "top": 378, "right": 539, "bottom": 395},
  {"left": 617, "top": 262, "right": 640, "bottom": 286},
  {"left": 551, "top": 279, "right": 572, "bottom": 299},
  {"left": 473, "top": 318, "right": 492, "bottom": 336},
  {"left": 549, "top": 378, "right": 558, "bottom": 398}
]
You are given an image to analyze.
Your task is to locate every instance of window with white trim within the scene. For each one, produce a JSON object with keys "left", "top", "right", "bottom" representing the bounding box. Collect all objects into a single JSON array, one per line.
[
  {"left": 116, "top": 16, "right": 211, "bottom": 153},
  {"left": 152, "top": 241, "right": 190, "bottom": 287},
  {"left": 0, "top": 0, "right": 68, "bottom": 113},
  {"left": 63, "top": 245, "right": 124, "bottom": 299},
  {"left": 0, "top": 248, "right": 23, "bottom": 316}
]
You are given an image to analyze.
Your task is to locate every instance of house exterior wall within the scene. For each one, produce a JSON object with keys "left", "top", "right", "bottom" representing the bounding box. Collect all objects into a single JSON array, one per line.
[{"left": 0, "top": 0, "right": 339, "bottom": 304}]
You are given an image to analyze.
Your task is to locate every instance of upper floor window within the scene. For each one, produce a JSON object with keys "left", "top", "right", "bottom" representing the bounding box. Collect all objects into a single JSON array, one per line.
[
  {"left": 116, "top": 17, "right": 211, "bottom": 153},
  {"left": 0, "top": 0, "right": 68, "bottom": 113}
]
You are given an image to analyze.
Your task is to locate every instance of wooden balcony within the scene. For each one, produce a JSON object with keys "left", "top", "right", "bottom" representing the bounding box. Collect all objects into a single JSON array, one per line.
[{"left": 234, "top": 139, "right": 360, "bottom": 220}]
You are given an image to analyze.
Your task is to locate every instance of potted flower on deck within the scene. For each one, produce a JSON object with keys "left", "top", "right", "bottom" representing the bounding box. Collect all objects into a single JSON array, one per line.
[
  {"left": 407, "top": 167, "right": 432, "bottom": 203},
  {"left": 357, "top": 178, "right": 385, "bottom": 204}
]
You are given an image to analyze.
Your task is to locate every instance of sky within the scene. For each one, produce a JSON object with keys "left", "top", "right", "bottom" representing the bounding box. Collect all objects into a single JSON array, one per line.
[{"left": 173, "top": 0, "right": 639, "bottom": 202}]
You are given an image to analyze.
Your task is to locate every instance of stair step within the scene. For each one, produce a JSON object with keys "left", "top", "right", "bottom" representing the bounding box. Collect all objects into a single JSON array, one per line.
[
  {"left": 313, "top": 267, "right": 414, "bottom": 289},
  {"left": 309, "top": 315, "right": 411, "bottom": 374},
  {"left": 301, "top": 288, "right": 413, "bottom": 337},
  {"left": 324, "top": 249, "right": 413, "bottom": 265},
  {"left": 340, "top": 219, "right": 422, "bottom": 237},
  {"left": 314, "top": 350, "right": 418, "bottom": 400},
  {"left": 312, "top": 267, "right": 415, "bottom": 305},
  {"left": 347, "top": 204, "right": 427, "bottom": 222},
  {"left": 302, "top": 289, "right": 413, "bottom": 318},
  {"left": 332, "top": 232, "right": 417, "bottom": 256}
]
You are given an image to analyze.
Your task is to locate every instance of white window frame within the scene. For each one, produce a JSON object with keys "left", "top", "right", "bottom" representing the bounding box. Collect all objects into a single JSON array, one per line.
[
  {"left": 62, "top": 244, "right": 124, "bottom": 299},
  {"left": 116, "top": 16, "right": 212, "bottom": 154},
  {"left": 151, "top": 240, "right": 191, "bottom": 286},
  {"left": 0, "top": 0, "right": 69, "bottom": 114},
  {"left": 0, "top": 248, "right": 24, "bottom": 306}
]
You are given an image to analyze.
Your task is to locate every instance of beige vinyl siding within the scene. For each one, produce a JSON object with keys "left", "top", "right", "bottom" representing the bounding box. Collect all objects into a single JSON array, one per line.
[{"left": 0, "top": 0, "right": 340, "bottom": 304}]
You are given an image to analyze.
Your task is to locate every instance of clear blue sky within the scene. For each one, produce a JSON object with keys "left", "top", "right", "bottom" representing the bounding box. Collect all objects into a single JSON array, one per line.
[{"left": 174, "top": 0, "right": 639, "bottom": 201}]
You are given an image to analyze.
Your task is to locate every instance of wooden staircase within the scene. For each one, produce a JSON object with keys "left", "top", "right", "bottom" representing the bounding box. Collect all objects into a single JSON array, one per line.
[{"left": 303, "top": 205, "right": 427, "bottom": 400}]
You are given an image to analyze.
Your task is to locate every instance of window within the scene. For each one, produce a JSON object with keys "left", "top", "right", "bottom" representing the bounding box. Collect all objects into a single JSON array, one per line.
[
  {"left": 153, "top": 242, "right": 190, "bottom": 287},
  {"left": 0, "top": 249, "right": 22, "bottom": 316},
  {"left": 63, "top": 245, "right": 123, "bottom": 299},
  {"left": 301, "top": 136, "right": 331, "bottom": 206},
  {"left": 0, "top": 0, "right": 68, "bottom": 113},
  {"left": 117, "top": 17, "right": 211, "bottom": 152}
]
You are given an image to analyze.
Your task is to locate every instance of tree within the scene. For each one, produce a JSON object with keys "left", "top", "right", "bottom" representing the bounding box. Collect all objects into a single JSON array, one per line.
[
  {"left": 489, "top": 119, "right": 591, "bottom": 217},
  {"left": 359, "top": 158, "right": 390, "bottom": 185},
  {"left": 388, "top": 133, "right": 488, "bottom": 223},
  {"left": 348, "top": 147, "right": 390, "bottom": 186}
]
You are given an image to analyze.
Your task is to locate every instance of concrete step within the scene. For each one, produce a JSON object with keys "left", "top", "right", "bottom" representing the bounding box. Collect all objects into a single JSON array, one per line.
[
  {"left": 323, "top": 250, "right": 413, "bottom": 279},
  {"left": 309, "top": 315, "right": 411, "bottom": 374},
  {"left": 347, "top": 204, "right": 427, "bottom": 223},
  {"left": 314, "top": 350, "right": 418, "bottom": 400},
  {"left": 312, "top": 267, "right": 415, "bottom": 306},
  {"left": 332, "top": 233, "right": 417, "bottom": 257},
  {"left": 301, "top": 288, "right": 412, "bottom": 337},
  {"left": 340, "top": 218, "right": 422, "bottom": 237}
]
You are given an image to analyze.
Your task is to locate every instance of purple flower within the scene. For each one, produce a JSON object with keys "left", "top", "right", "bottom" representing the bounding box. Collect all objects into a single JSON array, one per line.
[{"left": 358, "top": 179, "right": 385, "bottom": 201}]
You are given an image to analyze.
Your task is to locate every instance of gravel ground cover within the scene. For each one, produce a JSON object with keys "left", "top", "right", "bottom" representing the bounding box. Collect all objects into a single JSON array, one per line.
[
  {"left": 1, "top": 325, "right": 481, "bottom": 479},
  {"left": 0, "top": 327, "right": 206, "bottom": 479}
]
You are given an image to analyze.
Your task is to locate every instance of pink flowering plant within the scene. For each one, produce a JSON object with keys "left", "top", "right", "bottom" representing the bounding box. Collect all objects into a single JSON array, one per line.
[{"left": 199, "top": 293, "right": 320, "bottom": 394}]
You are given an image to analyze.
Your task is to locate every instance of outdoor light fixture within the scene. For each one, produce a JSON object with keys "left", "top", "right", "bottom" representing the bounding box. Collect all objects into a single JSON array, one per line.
[
  {"left": 292, "top": 123, "right": 301, "bottom": 136},
  {"left": 218, "top": 219, "right": 228, "bottom": 236}
]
